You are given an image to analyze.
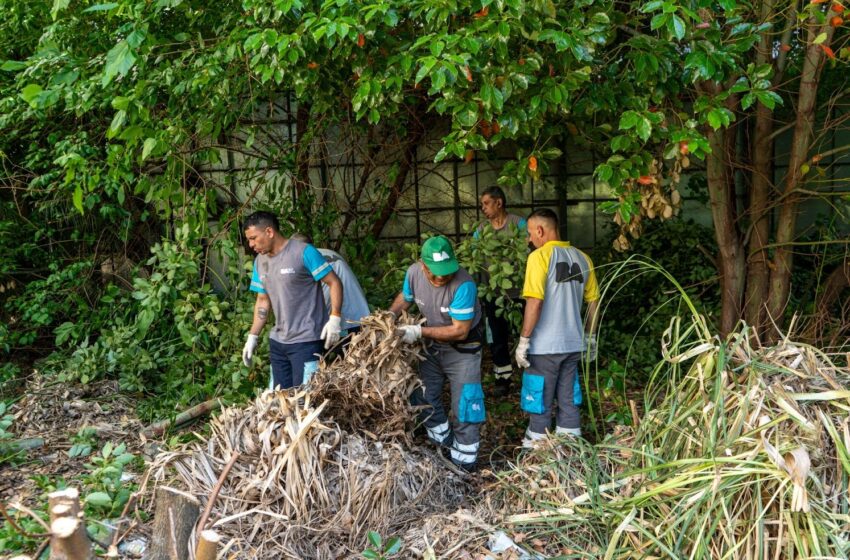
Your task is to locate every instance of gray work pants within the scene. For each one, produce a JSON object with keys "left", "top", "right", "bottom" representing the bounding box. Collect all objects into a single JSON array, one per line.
[
  {"left": 411, "top": 342, "right": 484, "bottom": 466},
  {"left": 522, "top": 352, "right": 581, "bottom": 436}
]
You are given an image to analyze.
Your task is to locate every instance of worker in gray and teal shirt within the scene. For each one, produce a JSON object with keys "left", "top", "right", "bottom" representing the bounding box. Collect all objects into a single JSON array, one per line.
[
  {"left": 474, "top": 186, "right": 528, "bottom": 397},
  {"left": 390, "top": 235, "right": 485, "bottom": 472},
  {"left": 241, "top": 211, "right": 344, "bottom": 390}
]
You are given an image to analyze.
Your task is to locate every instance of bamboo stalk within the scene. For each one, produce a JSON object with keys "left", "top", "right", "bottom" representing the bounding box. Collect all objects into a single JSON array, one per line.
[{"left": 141, "top": 399, "right": 222, "bottom": 438}]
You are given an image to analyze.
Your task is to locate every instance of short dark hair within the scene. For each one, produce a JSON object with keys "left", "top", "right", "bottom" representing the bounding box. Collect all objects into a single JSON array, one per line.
[
  {"left": 528, "top": 208, "right": 559, "bottom": 230},
  {"left": 481, "top": 186, "right": 506, "bottom": 208},
  {"left": 243, "top": 211, "right": 280, "bottom": 232}
]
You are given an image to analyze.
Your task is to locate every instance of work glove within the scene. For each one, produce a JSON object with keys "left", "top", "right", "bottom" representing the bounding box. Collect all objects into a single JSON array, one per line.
[
  {"left": 583, "top": 333, "right": 598, "bottom": 362},
  {"left": 321, "top": 314, "right": 343, "bottom": 349},
  {"left": 242, "top": 334, "right": 259, "bottom": 366},
  {"left": 397, "top": 324, "right": 422, "bottom": 344},
  {"left": 515, "top": 336, "right": 531, "bottom": 369}
]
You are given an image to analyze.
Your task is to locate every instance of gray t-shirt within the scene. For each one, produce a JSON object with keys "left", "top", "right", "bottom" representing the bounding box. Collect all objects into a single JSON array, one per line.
[
  {"left": 250, "top": 239, "right": 331, "bottom": 344},
  {"left": 402, "top": 263, "right": 482, "bottom": 336},
  {"left": 318, "top": 249, "right": 371, "bottom": 330}
]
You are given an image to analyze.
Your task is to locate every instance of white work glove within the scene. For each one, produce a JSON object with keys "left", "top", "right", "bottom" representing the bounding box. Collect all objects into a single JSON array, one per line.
[
  {"left": 242, "top": 334, "right": 259, "bottom": 366},
  {"left": 321, "top": 314, "right": 342, "bottom": 349},
  {"left": 584, "top": 333, "right": 597, "bottom": 362},
  {"left": 515, "top": 336, "right": 531, "bottom": 369},
  {"left": 397, "top": 325, "right": 422, "bottom": 344}
]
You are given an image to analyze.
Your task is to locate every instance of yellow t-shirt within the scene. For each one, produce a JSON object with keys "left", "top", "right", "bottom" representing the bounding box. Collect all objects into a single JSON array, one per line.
[{"left": 521, "top": 240, "right": 598, "bottom": 354}]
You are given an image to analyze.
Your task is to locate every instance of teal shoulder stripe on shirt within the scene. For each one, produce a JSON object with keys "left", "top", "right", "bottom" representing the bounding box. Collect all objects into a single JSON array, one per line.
[{"left": 311, "top": 261, "right": 330, "bottom": 277}]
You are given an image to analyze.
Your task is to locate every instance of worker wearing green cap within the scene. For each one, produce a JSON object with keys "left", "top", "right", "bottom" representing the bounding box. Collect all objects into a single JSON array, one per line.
[{"left": 389, "top": 235, "right": 485, "bottom": 472}]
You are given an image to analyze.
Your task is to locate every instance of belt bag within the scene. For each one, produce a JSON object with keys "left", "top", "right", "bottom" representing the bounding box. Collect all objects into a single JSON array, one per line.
[{"left": 451, "top": 320, "right": 483, "bottom": 354}]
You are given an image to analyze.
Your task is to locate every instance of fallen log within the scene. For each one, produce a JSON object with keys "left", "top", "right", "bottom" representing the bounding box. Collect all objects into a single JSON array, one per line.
[
  {"left": 8, "top": 438, "right": 45, "bottom": 452},
  {"left": 145, "top": 486, "right": 199, "bottom": 560},
  {"left": 141, "top": 399, "right": 221, "bottom": 438}
]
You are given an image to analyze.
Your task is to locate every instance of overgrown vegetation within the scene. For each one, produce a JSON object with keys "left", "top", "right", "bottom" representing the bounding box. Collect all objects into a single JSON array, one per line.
[{"left": 0, "top": 0, "right": 846, "bottom": 425}]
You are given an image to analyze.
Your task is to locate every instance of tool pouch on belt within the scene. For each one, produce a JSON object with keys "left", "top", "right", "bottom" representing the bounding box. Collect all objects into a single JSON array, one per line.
[{"left": 451, "top": 319, "right": 484, "bottom": 354}]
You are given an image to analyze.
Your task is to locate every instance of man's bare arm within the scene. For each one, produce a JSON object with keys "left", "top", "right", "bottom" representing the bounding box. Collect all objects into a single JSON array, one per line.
[{"left": 250, "top": 293, "right": 271, "bottom": 335}]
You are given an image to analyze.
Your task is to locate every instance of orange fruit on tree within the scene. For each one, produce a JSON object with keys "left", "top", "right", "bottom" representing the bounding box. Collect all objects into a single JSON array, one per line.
[{"left": 528, "top": 155, "right": 538, "bottom": 171}]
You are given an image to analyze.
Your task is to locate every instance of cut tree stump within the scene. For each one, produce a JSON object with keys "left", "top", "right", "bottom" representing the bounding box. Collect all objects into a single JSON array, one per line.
[
  {"left": 144, "top": 486, "right": 200, "bottom": 560},
  {"left": 48, "top": 488, "right": 92, "bottom": 560},
  {"left": 195, "top": 530, "right": 221, "bottom": 560}
]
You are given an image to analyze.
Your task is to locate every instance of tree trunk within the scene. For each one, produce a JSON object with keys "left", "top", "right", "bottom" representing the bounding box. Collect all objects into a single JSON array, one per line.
[
  {"left": 766, "top": 15, "right": 835, "bottom": 337},
  {"left": 744, "top": 0, "right": 778, "bottom": 338},
  {"left": 293, "top": 102, "right": 313, "bottom": 218},
  {"left": 145, "top": 486, "right": 200, "bottom": 560},
  {"left": 337, "top": 136, "right": 381, "bottom": 247},
  {"left": 370, "top": 113, "right": 425, "bottom": 239},
  {"left": 706, "top": 126, "right": 745, "bottom": 336}
]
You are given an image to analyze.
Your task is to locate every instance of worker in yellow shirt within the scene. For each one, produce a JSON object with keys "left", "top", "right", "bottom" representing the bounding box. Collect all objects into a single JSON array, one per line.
[{"left": 514, "top": 209, "right": 599, "bottom": 446}]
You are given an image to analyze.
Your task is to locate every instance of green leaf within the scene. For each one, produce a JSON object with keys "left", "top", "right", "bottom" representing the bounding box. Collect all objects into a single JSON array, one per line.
[
  {"left": 19, "top": 84, "right": 43, "bottom": 107},
  {"left": 142, "top": 138, "right": 157, "bottom": 160},
  {"left": 414, "top": 56, "right": 438, "bottom": 84},
  {"left": 650, "top": 13, "right": 669, "bottom": 31},
  {"left": 641, "top": 0, "right": 664, "bottom": 12},
  {"left": 670, "top": 15, "right": 686, "bottom": 40},
  {"left": 102, "top": 40, "right": 137, "bottom": 86},
  {"left": 619, "top": 111, "right": 640, "bottom": 130},
  {"left": 635, "top": 117, "right": 652, "bottom": 141},
  {"left": 83, "top": 2, "right": 119, "bottom": 12},
  {"left": 51, "top": 0, "right": 70, "bottom": 20},
  {"left": 85, "top": 492, "right": 113, "bottom": 508},
  {"left": 367, "top": 531, "right": 382, "bottom": 549},
  {"left": 361, "top": 551, "right": 380, "bottom": 560},
  {"left": 73, "top": 185, "right": 84, "bottom": 214},
  {"left": 1, "top": 60, "right": 27, "bottom": 71},
  {"left": 813, "top": 33, "right": 827, "bottom": 45},
  {"left": 384, "top": 537, "right": 402, "bottom": 555}
]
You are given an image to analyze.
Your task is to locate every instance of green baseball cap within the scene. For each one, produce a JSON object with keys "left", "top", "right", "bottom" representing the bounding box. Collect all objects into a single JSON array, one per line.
[{"left": 421, "top": 235, "right": 459, "bottom": 276}]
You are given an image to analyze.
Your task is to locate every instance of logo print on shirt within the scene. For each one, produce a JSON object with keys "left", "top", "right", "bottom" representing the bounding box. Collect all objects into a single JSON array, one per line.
[
  {"left": 280, "top": 267, "right": 295, "bottom": 275},
  {"left": 556, "top": 262, "right": 583, "bottom": 283},
  {"left": 415, "top": 298, "right": 425, "bottom": 307},
  {"left": 440, "top": 306, "right": 450, "bottom": 313}
]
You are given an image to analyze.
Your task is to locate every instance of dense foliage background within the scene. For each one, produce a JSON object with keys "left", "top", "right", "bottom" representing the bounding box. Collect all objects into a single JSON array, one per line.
[{"left": 1, "top": 0, "right": 847, "bottom": 417}]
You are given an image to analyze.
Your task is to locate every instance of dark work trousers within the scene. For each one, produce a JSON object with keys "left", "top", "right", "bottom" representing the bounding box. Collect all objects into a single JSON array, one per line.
[
  {"left": 269, "top": 338, "right": 324, "bottom": 389},
  {"left": 410, "top": 342, "right": 484, "bottom": 467},
  {"left": 483, "top": 297, "right": 524, "bottom": 379},
  {"left": 523, "top": 352, "right": 582, "bottom": 438}
]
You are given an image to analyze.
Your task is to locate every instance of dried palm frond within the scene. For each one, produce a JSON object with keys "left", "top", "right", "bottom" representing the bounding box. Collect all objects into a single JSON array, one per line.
[
  {"left": 149, "top": 390, "right": 469, "bottom": 558},
  {"left": 311, "top": 311, "right": 426, "bottom": 441}
]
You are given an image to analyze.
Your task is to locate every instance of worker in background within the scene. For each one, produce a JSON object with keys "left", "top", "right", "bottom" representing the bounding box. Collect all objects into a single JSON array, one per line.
[
  {"left": 514, "top": 209, "right": 599, "bottom": 446},
  {"left": 241, "top": 212, "right": 343, "bottom": 389},
  {"left": 390, "top": 235, "right": 485, "bottom": 473},
  {"left": 291, "top": 233, "right": 371, "bottom": 337},
  {"left": 475, "top": 186, "right": 528, "bottom": 397}
]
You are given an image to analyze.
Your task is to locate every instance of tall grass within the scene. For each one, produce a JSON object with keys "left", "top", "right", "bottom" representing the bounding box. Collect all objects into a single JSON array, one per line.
[{"left": 489, "top": 257, "right": 850, "bottom": 559}]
